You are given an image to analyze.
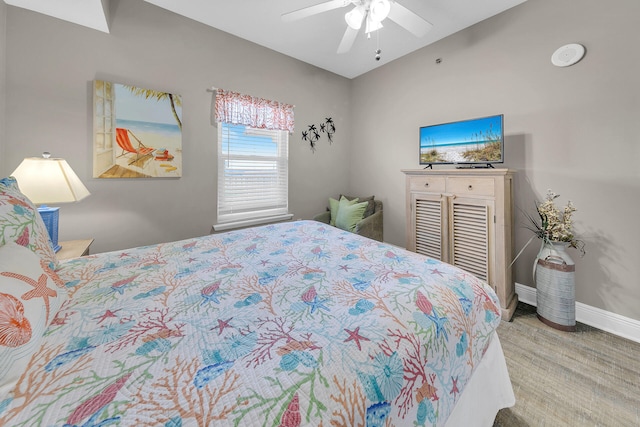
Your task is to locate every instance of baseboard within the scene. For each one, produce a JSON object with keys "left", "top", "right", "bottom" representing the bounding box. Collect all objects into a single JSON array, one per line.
[
  {"left": 515, "top": 283, "right": 537, "bottom": 306},
  {"left": 515, "top": 283, "right": 640, "bottom": 344}
]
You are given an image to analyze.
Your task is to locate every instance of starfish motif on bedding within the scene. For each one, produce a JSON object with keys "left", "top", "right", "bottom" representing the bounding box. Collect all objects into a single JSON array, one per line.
[
  {"left": 304, "top": 295, "right": 330, "bottom": 314},
  {"left": 344, "top": 327, "right": 370, "bottom": 351},
  {"left": 202, "top": 292, "right": 220, "bottom": 304},
  {"left": 429, "top": 268, "right": 445, "bottom": 277},
  {"left": 1, "top": 271, "right": 57, "bottom": 323},
  {"left": 427, "top": 311, "right": 448, "bottom": 340},
  {"left": 450, "top": 376, "right": 460, "bottom": 399},
  {"left": 94, "top": 309, "right": 121, "bottom": 324},
  {"left": 212, "top": 317, "right": 233, "bottom": 335}
]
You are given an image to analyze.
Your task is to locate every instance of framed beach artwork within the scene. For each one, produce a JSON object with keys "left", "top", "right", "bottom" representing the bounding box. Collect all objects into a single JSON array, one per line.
[{"left": 92, "top": 80, "right": 183, "bottom": 178}]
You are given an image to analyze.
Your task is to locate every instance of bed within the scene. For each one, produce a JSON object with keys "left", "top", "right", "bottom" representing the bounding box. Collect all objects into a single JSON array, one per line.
[{"left": 0, "top": 179, "right": 514, "bottom": 426}]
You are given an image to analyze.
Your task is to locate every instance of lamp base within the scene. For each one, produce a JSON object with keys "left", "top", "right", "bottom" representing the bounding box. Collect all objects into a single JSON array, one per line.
[{"left": 38, "top": 205, "right": 61, "bottom": 252}]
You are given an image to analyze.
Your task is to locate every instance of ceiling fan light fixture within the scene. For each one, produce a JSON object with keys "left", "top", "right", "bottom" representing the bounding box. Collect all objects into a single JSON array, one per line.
[
  {"left": 365, "top": 14, "right": 383, "bottom": 33},
  {"left": 369, "top": 0, "right": 391, "bottom": 22},
  {"left": 345, "top": 6, "right": 365, "bottom": 30}
]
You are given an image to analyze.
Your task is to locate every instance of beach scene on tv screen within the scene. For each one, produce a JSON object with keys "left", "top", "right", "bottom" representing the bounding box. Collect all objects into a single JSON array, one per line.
[{"left": 420, "top": 115, "right": 503, "bottom": 164}]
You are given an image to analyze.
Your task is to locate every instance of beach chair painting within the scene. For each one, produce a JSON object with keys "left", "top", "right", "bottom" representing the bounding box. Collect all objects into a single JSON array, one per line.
[
  {"left": 93, "top": 80, "right": 182, "bottom": 178},
  {"left": 115, "top": 128, "right": 155, "bottom": 165}
]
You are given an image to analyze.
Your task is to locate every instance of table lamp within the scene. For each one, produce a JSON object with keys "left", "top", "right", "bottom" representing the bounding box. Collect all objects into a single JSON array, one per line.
[{"left": 11, "top": 152, "right": 90, "bottom": 252}]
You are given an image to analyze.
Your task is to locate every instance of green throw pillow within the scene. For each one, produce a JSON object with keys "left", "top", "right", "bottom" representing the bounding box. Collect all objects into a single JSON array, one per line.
[
  {"left": 329, "top": 196, "right": 358, "bottom": 226},
  {"left": 335, "top": 200, "right": 368, "bottom": 232},
  {"left": 340, "top": 194, "right": 375, "bottom": 218}
]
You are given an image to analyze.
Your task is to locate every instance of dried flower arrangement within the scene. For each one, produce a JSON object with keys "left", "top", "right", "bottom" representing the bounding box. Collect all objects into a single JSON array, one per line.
[
  {"left": 511, "top": 189, "right": 586, "bottom": 268},
  {"left": 525, "top": 189, "right": 585, "bottom": 255}
]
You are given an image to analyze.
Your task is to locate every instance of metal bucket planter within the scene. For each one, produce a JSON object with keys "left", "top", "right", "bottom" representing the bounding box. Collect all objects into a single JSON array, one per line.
[{"left": 535, "top": 241, "right": 576, "bottom": 331}]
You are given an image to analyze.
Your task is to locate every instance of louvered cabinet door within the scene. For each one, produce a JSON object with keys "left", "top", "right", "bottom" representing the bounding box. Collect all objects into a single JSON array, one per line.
[
  {"left": 411, "top": 193, "right": 445, "bottom": 260},
  {"left": 449, "top": 197, "right": 493, "bottom": 283},
  {"left": 403, "top": 169, "right": 517, "bottom": 321}
]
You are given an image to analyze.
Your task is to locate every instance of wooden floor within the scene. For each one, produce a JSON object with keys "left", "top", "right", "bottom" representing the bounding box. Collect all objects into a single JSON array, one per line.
[
  {"left": 493, "top": 303, "right": 640, "bottom": 426},
  {"left": 99, "top": 164, "right": 152, "bottom": 178}
]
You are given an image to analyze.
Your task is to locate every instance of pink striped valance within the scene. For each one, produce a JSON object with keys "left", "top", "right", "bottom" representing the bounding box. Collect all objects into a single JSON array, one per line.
[{"left": 214, "top": 89, "right": 295, "bottom": 133}]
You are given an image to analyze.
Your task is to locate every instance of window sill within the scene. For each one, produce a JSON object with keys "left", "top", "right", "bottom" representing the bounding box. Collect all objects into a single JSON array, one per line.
[{"left": 212, "top": 214, "right": 294, "bottom": 233}]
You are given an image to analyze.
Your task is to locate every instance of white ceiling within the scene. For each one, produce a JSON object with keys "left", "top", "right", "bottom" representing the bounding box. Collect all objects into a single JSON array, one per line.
[
  {"left": 5, "top": 0, "right": 527, "bottom": 79},
  {"left": 3, "top": 0, "right": 110, "bottom": 33}
]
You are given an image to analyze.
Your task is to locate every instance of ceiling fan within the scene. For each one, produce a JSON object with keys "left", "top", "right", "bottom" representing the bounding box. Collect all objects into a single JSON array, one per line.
[{"left": 282, "top": 0, "right": 433, "bottom": 54}]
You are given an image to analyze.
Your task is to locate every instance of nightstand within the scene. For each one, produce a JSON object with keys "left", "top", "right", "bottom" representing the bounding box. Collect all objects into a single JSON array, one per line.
[{"left": 57, "top": 239, "right": 94, "bottom": 260}]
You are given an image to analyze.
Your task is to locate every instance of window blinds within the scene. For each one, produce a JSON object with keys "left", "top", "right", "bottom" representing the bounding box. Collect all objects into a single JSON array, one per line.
[{"left": 217, "top": 123, "right": 289, "bottom": 223}]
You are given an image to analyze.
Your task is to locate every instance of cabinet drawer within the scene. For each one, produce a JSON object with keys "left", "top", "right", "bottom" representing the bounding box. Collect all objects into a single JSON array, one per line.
[
  {"left": 447, "top": 177, "right": 495, "bottom": 196},
  {"left": 409, "top": 176, "right": 446, "bottom": 193}
]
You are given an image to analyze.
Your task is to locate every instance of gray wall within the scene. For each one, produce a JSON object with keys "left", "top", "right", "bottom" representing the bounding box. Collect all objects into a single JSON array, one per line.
[
  {"left": 2, "top": 0, "right": 352, "bottom": 253},
  {"left": 0, "top": 1, "right": 6, "bottom": 165},
  {"left": 351, "top": 0, "right": 640, "bottom": 321}
]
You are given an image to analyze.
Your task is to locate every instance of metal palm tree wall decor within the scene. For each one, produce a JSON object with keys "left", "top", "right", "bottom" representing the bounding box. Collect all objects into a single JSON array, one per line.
[{"left": 302, "top": 118, "right": 336, "bottom": 151}]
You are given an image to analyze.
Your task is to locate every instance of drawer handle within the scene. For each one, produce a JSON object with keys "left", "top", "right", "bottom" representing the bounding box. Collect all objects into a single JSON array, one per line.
[
  {"left": 424, "top": 182, "right": 429, "bottom": 187},
  {"left": 468, "top": 185, "right": 473, "bottom": 190}
]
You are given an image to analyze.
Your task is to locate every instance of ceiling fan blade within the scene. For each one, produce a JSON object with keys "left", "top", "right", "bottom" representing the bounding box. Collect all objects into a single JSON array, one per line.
[
  {"left": 282, "top": 0, "right": 349, "bottom": 22},
  {"left": 387, "top": 1, "right": 433, "bottom": 38},
  {"left": 337, "top": 26, "right": 359, "bottom": 54}
]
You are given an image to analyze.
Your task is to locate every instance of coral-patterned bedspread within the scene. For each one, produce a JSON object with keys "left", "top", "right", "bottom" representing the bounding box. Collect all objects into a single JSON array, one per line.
[{"left": 0, "top": 220, "right": 502, "bottom": 427}]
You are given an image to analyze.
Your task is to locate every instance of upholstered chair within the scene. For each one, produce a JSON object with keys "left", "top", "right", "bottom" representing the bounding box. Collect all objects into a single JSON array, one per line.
[{"left": 313, "top": 198, "right": 383, "bottom": 242}]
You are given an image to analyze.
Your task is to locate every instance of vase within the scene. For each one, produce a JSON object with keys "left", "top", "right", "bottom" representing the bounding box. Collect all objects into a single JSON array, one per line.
[{"left": 535, "top": 241, "right": 576, "bottom": 331}]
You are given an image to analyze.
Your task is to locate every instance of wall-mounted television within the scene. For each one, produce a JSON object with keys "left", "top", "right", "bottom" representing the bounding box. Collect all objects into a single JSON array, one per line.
[{"left": 419, "top": 114, "right": 504, "bottom": 168}]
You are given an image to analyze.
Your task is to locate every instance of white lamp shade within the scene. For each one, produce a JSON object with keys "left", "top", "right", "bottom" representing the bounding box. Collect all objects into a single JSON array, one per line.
[
  {"left": 369, "top": 0, "right": 391, "bottom": 22},
  {"left": 11, "top": 157, "right": 90, "bottom": 204},
  {"left": 345, "top": 6, "right": 365, "bottom": 30}
]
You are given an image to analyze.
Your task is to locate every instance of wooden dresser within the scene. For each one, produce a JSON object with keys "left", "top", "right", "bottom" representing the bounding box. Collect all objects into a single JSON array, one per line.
[{"left": 402, "top": 168, "right": 518, "bottom": 320}]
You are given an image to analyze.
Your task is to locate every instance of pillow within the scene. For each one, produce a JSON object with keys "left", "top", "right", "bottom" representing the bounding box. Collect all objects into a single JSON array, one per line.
[
  {"left": 340, "top": 194, "right": 375, "bottom": 218},
  {"left": 0, "top": 177, "right": 58, "bottom": 270},
  {"left": 0, "top": 243, "right": 67, "bottom": 399},
  {"left": 335, "top": 200, "right": 368, "bottom": 232},
  {"left": 329, "top": 196, "right": 358, "bottom": 226}
]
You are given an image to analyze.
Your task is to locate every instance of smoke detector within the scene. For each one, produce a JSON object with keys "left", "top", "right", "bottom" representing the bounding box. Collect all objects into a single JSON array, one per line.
[{"left": 551, "top": 43, "right": 586, "bottom": 67}]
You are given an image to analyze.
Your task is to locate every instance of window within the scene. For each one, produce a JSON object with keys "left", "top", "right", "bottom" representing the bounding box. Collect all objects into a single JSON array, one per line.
[
  {"left": 217, "top": 123, "right": 289, "bottom": 224},
  {"left": 94, "top": 80, "right": 114, "bottom": 153},
  {"left": 212, "top": 88, "right": 294, "bottom": 229}
]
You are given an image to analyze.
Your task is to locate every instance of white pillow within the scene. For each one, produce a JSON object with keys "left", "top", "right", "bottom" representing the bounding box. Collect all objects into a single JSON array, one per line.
[
  {"left": 0, "top": 243, "right": 67, "bottom": 399},
  {"left": 0, "top": 176, "right": 59, "bottom": 269}
]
